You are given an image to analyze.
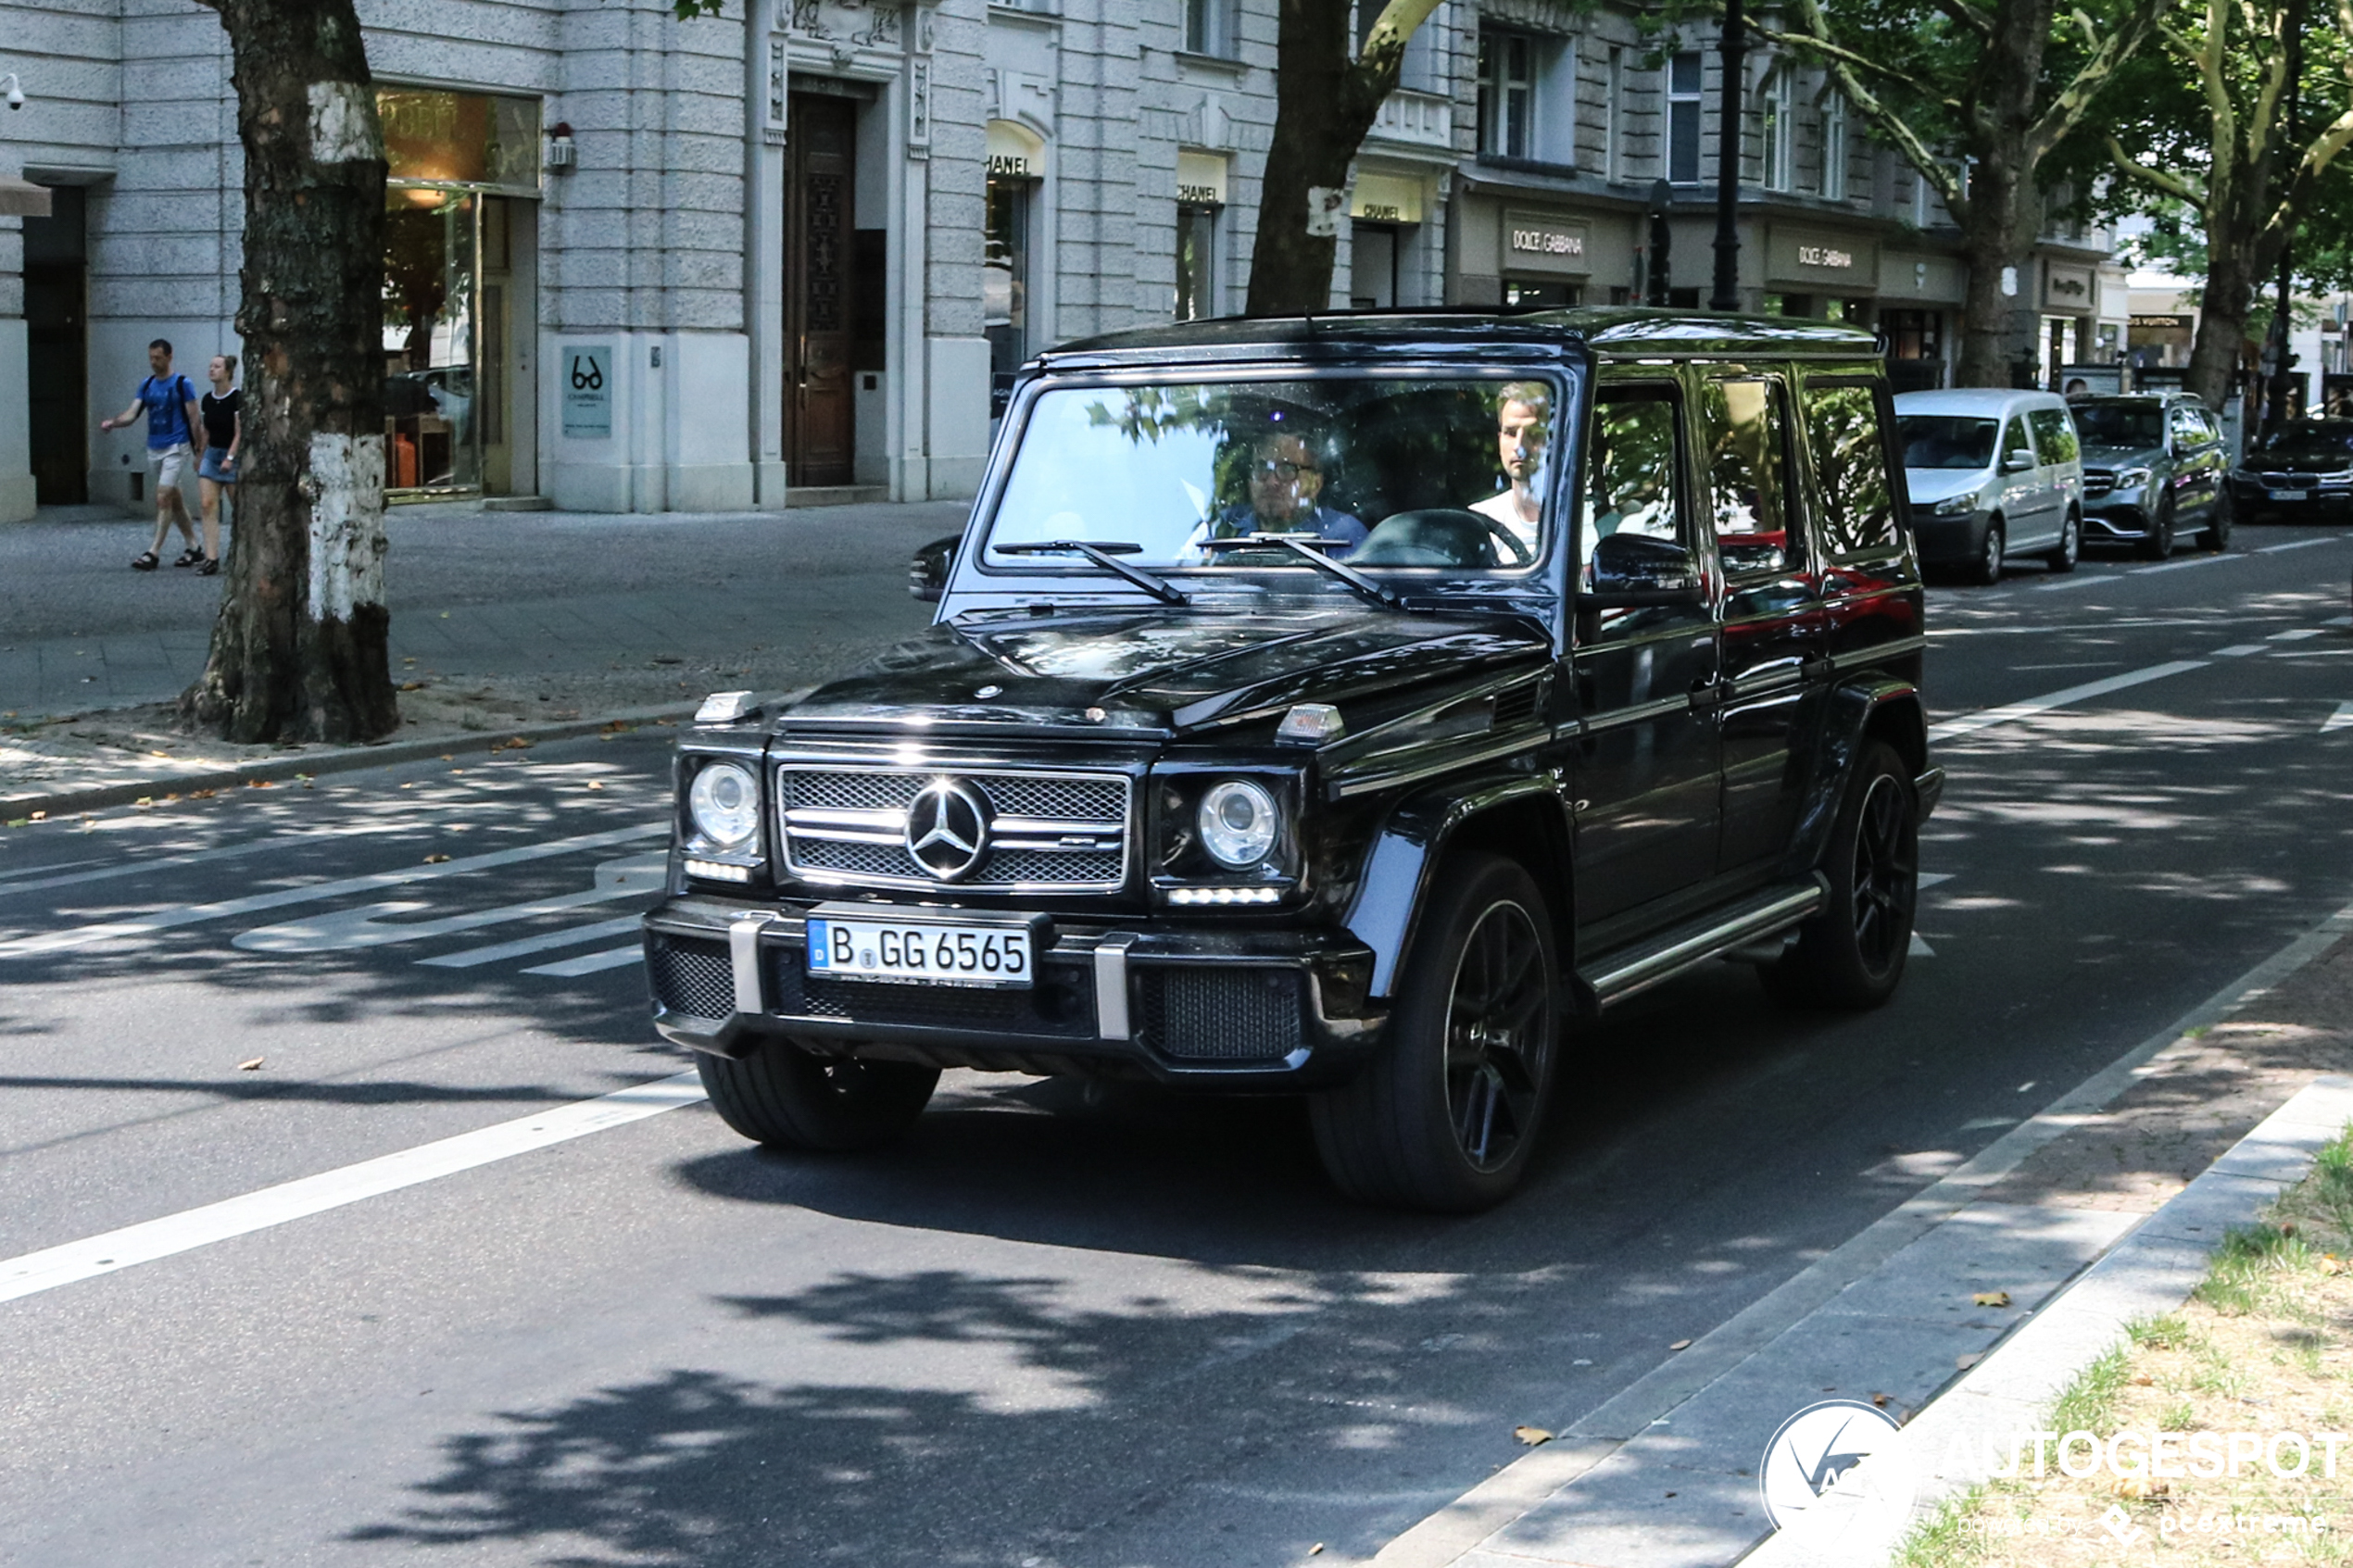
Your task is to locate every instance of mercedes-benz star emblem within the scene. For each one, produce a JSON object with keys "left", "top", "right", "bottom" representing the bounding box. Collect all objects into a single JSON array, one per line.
[{"left": 905, "top": 779, "right": 990, "bottom": 881}]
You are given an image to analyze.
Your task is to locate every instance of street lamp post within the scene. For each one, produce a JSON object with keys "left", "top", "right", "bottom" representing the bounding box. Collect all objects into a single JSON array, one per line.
[{"left": 1710, "top": 0, "right": 1745, "bottom": 312}]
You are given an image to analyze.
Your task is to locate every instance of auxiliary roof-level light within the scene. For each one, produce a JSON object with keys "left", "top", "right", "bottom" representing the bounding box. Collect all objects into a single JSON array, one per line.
[
  {"left": 1276, "top": 702, "right": 1344, "bottom": 745},
  {"left": 695, "top": 690, "right": 756, "bottom": 723}
]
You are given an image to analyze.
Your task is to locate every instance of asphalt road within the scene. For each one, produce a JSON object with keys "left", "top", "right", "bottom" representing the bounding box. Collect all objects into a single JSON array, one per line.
[{"left": 4, "top": 529, "right": 2352, "bottom": 1567}]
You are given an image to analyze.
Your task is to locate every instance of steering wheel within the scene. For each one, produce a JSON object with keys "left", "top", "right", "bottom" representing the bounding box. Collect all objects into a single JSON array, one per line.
[{"left": 1469, "top": 508, "right": 1537, "bottom": 568}]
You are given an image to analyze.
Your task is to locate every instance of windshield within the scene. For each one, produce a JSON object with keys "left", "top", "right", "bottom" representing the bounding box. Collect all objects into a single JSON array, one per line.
[
  {"left": 980, "top": 375, "right": 1565, "bottom": 580},
  {"left": 2257, "top": 424, "right": 2353, "bottom": 467},
  {"left": 2072, "top": 403, "right": 2165, "bottom": 447},
  {"left": 1896, "top": 415, "right": 1997, "bottom": 470}
]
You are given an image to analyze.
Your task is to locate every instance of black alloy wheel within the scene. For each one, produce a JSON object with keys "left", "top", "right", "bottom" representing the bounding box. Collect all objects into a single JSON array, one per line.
[
  {"left": 1969, "top": 516, "right": 2006, "bottom": 585},
  {"left": 698, "top": 1040, "right": 940, "bottom": 1151},
  {"left": 2198, "top": 487, "right": 2233, "bottom": 551},
  {"left": 1312, "top": 852, "right": 1560, "bottom": 1212},
  {"left": 2045, "top": 508, "right": 2081, "bottom": 573},
  {"left": 2141, "top": 495, "right": 2176, "bottom": 559},
  {"left": 1764, "top": 740, "right": 1919, "bottom": 1010}
]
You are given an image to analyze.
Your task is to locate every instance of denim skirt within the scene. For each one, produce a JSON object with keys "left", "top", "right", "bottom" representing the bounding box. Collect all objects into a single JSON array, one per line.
[{"left": 198, "top": 447, "right": 237, "bottom": 483}]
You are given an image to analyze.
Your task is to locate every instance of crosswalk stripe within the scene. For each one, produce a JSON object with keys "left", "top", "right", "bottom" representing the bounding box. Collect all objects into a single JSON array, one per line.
[
  {"left": 418, "top": 915, "right": 646, "bottom": 969},
  {"left": 2323, "top": 702, "right": 2353, "bottom": 735},
  {"left": 524, "top": 945, "right": 644, "bottom": 977}
]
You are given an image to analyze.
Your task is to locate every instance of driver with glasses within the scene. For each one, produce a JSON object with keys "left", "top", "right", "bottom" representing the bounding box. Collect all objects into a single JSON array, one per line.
[{"left": 1192, "top": 418, "right": 1368, "bottom": 557}]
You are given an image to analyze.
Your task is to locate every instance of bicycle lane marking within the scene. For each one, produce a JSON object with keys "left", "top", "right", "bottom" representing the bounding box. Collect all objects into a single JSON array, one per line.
[{"left": 1928, "top": 659, "right": 2210, "bottom": 744}]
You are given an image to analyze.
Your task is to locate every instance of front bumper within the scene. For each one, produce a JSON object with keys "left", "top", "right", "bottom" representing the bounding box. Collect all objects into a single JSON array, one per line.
[
  {"left": 1911, "top": 509, "right": 1986, "bottom": 563},
  {"left": 2230, "top": 479, "right": 2353, "bottom": 520},
  {"left": 2083, "top": 495, "right": 2154, "bottom": 539},
  {"left": 641, "top": 895, "right": 1387, "bottom": 1089}
]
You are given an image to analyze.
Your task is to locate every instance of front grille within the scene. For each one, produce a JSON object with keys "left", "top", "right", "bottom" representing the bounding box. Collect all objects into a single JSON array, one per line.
[
  {"left": 2082, "top": 470, "right": 2114, "bottom": 497},
  {"left": 1139, "top": 967, "right": 1303, "bottom": 1062},
  {"left": 648, "top": 934, "right": 734, "bottom": 1020},
  {"left": 777, "top": 765, "right": 1131, "bottom": 892},
  {"left": 771, "top": 949, "right": 1096, "bottom": 1037},
  {"left": 1491, "top": 680, "right": 1542, "bottom": 730}
]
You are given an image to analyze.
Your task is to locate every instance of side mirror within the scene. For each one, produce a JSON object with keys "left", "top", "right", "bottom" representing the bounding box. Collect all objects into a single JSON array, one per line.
[
  {"left": 908, "top": 534, "right": 957, "bottom": 602},
  {"left": 1584, "top": 531, "right": 1705, "bottom": 607},
  {"left": 2002, "top": 450, "right": 2035, "bottom": 473}
]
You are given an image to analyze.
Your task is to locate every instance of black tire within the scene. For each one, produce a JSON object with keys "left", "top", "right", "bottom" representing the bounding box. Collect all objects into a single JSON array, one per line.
[
  {"left": 1966, "top": 516, "right": 2005, "bottom": 585},
  {"left": 2045, "top": 508, "right": 2081, "bottom": 573},
  {"left": 2198, "top": 487, "right": 2233, "bottom": 551},
  {"left": 1311, "top": 853, "right": 1560, "bottom": 1212},
  {"left": 2140, "top": 495, "right": 2175, "bottom": 559},
  {"left": 1764, "top": 741, "right": 1919, "bottom": 1010},
  {"left": 698, "top": 1039, "right": 939, "bottom": 1152}
]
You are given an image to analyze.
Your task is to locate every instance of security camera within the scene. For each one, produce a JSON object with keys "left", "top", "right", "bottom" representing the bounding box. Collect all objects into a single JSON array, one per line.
[{"left": 3, "top": 76, "right": 23, "bottom": 111}]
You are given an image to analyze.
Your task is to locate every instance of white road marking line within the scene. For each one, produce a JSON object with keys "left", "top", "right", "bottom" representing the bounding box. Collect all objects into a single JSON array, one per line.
[
  {"left": 233, "top": 852, "right": 664, "bottom": 954},
  {"left": 0, "top": 824, "right": 664, "bottom": 959},
  {"left": 2258, "top": 536, "right": 2343, "bottom": 553},
  {"left": 2269, "top": 627, "right": 2326, "bottom": 641},
  {"left": 1919, "top": 872, "right": 1954, "bottom": 889},
  {"left": 0, "top": 1072, "right": 706, "bottom": 1307},
  {"left": 524, "top": 945, "right": 644, "bottom": 977},
  {"left": 2213, "top": 644, "right": 2268, "bottom": 657},
  {"left": 2032, "top": 572, "right": 2123, "bottom": 592},
  {"left": 2135, "top": 553, "right": 2233, "bottom": 576},
  {"left": 2323, "top": 703, "right": 2353, "bottom": 735},
  {"left": 0, "top": 819, "right": 505, "bottom": 901},
  {"left": 1928, "top": 660, "right": 2209, "bottom": 743},
  {"left": 419, "top": 914, "right": 646, "bottom": 969},
  {"left": 1908, "top": 933, "right": 1936, "bottom": 958},
  {"left": 2330, "top": 615, "right": 2353, "bottom": 627}
]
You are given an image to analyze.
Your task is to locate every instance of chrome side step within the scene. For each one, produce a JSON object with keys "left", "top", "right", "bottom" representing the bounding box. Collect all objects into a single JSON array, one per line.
[{"left": 1575, "top": 876, "right": 1830, "bottom": 1010}]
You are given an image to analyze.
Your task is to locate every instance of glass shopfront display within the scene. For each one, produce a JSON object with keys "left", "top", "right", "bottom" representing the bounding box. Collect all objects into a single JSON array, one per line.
[{"left": 376, "top": 86, "right": 541, "bottom": 499}]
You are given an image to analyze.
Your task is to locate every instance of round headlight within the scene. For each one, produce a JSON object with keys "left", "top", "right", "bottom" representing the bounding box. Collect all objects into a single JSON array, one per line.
[
  {"left": 1198, "top": 780, "right": 1279, "bottom": 869},
  {"left": 688, "top": 760, "right": 760, "bottom": 847}
]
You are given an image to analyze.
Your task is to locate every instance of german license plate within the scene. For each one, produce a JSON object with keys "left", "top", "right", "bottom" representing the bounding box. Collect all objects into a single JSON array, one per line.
[
  {"left": 805, "top": 918, "right": 1033, "bottom": 988},
  {"left": 2270, "top": 488, "right": 2310, "bottom": 501}
]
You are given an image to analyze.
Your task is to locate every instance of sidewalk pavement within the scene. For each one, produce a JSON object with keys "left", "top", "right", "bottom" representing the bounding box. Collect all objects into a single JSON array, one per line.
[
  {"left": 1368, "top": 897, "right": 2353, "bottom": 1568},
  {"left": 1, "top": 497, "right": 964, "bottom": 810}
]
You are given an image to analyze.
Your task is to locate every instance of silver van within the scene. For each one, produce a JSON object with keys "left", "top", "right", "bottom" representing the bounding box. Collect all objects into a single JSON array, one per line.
[{"left": 1894, "top": 389, "right": 2085, "bottom": 583}]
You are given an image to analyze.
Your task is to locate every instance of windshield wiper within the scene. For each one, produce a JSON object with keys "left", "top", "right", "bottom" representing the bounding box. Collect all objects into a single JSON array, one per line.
[
  {"left": 996, "top": 540, "right": 1189, "bottom": 606},
  {"left": 1201, "top": 532, "right": 1405, "bottom": 610}
]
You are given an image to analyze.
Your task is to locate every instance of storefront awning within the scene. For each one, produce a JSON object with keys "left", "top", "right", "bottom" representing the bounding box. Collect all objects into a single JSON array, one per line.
[{"left": 0, "top": 176, "right": 52, "bottom": 217}]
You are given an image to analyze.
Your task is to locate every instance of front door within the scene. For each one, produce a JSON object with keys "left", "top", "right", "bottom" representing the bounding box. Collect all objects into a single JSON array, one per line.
[
  {"left": 25, "top": 185, "right": 87, "bottom": 505},
  {"left": 786, "top": 94, "right": 857, "bottom": 487},
  {"left": 1570, "top": 381, "right": 1722, "bottom": 924}
]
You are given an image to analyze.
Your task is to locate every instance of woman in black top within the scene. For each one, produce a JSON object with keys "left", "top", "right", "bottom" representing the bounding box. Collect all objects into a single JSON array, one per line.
[{"left": 194, "top": 355, "right": 241, "bottom": 576}]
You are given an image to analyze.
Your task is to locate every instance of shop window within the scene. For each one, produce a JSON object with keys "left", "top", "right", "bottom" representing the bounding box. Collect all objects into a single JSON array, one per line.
[
  {"left": 1176, "top": 203, "right": 1218, "bottom": 320},
  {"left": 383, "top": 189, "right": 479, "bottom": 493},
  {"left": 1881, "top": 308, "right": 1942, "bottom": 360},
  {"left": 1700, "top": 376, "right": 1797, "bottom": 576},
  {"left": 985, "top": 167, "right": 1034, "bottom": 419},
  {"left": 1667, "top": 51, "right": 1704, "bottom": 184},
  {"left": 1184, "top": 0, "right": 1236, "bottom": 57},
  {"left": 1767, "top": 293, "right": 1815, "bottom": 319},
  {"left": 1760, "top": 67, "right": 1793, "bottom": 192},
  {"left": 1800, "top": 381, "right": 1896, "bottom": 556},
  {"left": 1505, "top": 281, "right": 1579, "bottom": 307},
  {"left": 1820, "top": 90, "right": 1848, "bottom": 200}
]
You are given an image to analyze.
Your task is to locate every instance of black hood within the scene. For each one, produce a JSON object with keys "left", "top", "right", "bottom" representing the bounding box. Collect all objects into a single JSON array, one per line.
[{"left": 776, "top": 606, "right": 1553, "bottom": 740}]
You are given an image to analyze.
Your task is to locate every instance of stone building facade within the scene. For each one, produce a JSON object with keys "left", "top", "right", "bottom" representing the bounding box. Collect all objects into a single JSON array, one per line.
[{"left": 0, "top": 0, "right": 2127, "bottom": 524}]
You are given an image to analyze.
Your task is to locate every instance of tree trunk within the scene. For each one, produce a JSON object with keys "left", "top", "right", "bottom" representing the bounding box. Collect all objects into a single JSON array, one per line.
[
  {"left": 1950, "top": 0, "right": 2050, "bottom": 387},
  {"left": 1245, "top": 0, "right": 1393, "bottom": 316},
  {"left": 182, "top": 0, "right": 396, "bottom": 745},
  {"left": 2187, "top": 241, "right": 2260, "bottom": 411},
  {"left": 1955, "top": 198, "right": 2025, "bottom": 388}
]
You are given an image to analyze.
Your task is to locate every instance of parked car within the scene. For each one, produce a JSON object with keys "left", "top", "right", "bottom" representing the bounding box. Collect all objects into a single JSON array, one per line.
[
  {"left": 1894, "top": 388, "right": 2084, "bottom": 583},
  {"left": 2073, "top": 393, "right": 2233, "bottom": 556},
  {"left": 2228, "top": 419, "right": 2353, "bottom": 525},
  {"left": 644, "top": 311, "right": 1940, "bottom": 1212}
]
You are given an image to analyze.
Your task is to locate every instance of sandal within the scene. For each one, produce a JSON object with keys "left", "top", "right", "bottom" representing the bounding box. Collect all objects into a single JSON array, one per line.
[
  {"left": 172, "top": 547, "right": 204, "bottom": 569},
  {"left": 132, "top": 551, "right": 159, "bottom": 571},
  {"left": 197, "top": 557, "right": 220, "bottom": 576}
]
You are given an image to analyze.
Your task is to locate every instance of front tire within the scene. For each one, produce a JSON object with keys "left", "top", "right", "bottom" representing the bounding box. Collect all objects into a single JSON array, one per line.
[
  {"left": 1967, "top": 516, "right": 2006, "bottom": 585},
  {"left": 1764, "top": 741, "right": 1919, "bottom": 1010},
  {"left": 2140, "top": 495, "right": 2176, "bottom": 559},
  {"left": 1311, "top": 853, "right": 1560, "bottom": 1212},
  {"left": 2198, "top": 488, "right": 2233, "bottom": 551},
  {"left": 698, "top": 1039, "right": 939, "bottom": 1151},
  {"left": 2045, "top": 508, "right": 2081, "bottom": 573}
]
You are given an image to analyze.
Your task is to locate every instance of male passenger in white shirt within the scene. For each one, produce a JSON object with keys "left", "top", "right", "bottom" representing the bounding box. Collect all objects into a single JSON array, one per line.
[{"left": 1467, "top": 381, "right": 1552, "bottom": 555}]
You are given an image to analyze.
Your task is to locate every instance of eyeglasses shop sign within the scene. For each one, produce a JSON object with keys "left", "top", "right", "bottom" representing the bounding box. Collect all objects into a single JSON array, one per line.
[{"left": 1503, "top": 211, "right": 1592, "bottom": 277}]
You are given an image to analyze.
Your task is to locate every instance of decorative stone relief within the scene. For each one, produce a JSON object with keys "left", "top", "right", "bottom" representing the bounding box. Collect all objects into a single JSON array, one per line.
[{"left": 907, "top": 56, "right": 931, "bottom": 157}]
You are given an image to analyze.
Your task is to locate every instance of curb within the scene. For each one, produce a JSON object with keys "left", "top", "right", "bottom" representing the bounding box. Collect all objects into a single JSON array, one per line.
[
  {"left": 1738, "top": 1073, "right": 2353, "bottom": 1567},
  {"left": 1, "top": 701, "right": 697, "bottom": 822}
]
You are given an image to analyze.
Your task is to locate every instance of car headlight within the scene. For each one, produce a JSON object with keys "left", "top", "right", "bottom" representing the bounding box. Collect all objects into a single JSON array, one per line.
[
  {"left": 1199, "top": 779, "right": 1280, "bottom": 869},
  {"left": 2115, "top": 467, "right": 2152, "bottom": 489},
  {"left": 1931, "top": 495, "right": 1979, "bottom": 517},
  {"left": 687, "top": 760, "right": 760, "bottom": 847}
]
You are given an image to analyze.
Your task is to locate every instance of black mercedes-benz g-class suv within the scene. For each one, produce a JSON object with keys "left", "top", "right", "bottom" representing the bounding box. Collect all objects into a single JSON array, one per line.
[{"left": 643, "top": 311, "right": 1940, "bottom": 1212}]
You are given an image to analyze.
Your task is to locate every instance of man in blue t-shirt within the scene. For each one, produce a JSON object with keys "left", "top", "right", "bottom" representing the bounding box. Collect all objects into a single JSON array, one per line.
[{"left": 99, "top": 339, "right": 205, "bottom": 571}]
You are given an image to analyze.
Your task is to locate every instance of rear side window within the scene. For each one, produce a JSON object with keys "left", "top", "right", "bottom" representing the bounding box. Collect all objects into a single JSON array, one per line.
[
  {"left": 1802, "top": 383, "right": 1897, "bottom": 556},
  {"left": 1699, "top": 376, "right": 1798, "bottom": 576},
  {"left": 2027, "top": 408, "right": 2080, "bottom": 465}
]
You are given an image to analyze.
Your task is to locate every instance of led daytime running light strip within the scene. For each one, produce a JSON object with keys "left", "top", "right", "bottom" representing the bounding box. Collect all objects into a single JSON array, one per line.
[
  {"left": 1166, "top": 885, "right": 1282, "bottom": 905},
  {"left": 684, "top": 859, "right": 752, "bottom": 884}
]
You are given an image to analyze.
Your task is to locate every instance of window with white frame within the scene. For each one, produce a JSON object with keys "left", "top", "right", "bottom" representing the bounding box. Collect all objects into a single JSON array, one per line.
[
  {"left": 1478, "top": 30, "right": 1538, "bottom": 159},
  {"left": 1667, "top": 50, "right": 1703, "bottom": 184},
  {"left": 1760, "top": 66, "right": 1793, "bottom": 192},
  {"left": 1361, "top": 0, "right": 1445, "bottom": 93},
  {"left": 1819, "top": 88, "right": 1847, "bottom": 199},
  {"left": 1184, "top": 0, "right": 1235, "bottom": 57}
]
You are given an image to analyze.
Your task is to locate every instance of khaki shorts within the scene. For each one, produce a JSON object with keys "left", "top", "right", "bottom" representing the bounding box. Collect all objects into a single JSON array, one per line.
[{"left": 148, "top": 443, "right": 192, "bottom": 491}]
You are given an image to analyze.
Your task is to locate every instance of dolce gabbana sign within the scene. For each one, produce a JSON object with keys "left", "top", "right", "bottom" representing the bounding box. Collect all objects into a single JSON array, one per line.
[
  {"left": 1502, "top": 209, "right": 1592, "bottom": 277},
  {"left": 1768, "top": 227, "right": 1881, "bottom": 289}
]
